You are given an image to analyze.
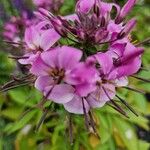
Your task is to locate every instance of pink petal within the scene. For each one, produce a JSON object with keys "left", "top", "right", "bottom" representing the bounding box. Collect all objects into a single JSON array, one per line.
[
  {"left": 47, "top": 84, "right": 75, "bottom": 104},
  {"left": 64, "top": 95, "right": 90, "bottom": 114},
  {"left": 41, "top": 48, "right": 59, "bottom": 68},
  {"left": 114, "top": 76, "right": 128, "bottom": 87},
  {"left": 30, "top": 55, "right": 50, "bottom": 76},
  {"left": 87, "top": 92, "right": 106, "bottom": 108},
  {"left": 35, "top": 76, "right": 54, "bottom": 92},
  {"left": 75, "top": 83, "right": 97, "bottom": 97},
  {"left": 40, "top": 29, "right": 60, "bottom": 51},
  {"left": 58, "top": 46, "right": 83, "bottom": 70},
  {"left": 18, "top": 52, "right": 40, "bottom": 65},
  {"left": 100, "top": 84, "right": 115, "bottom": 102},
  {"left": 24, "top": 26, "right": 41, "bottom": 49},
  {"left": 87, "top": 83, "right": 116, "bottom": 108},
  {"left": 100, "top": 2, "right": 120, "bottom": 17},
  {"left": 95, "top": 51, "right": 113, "bottom": 74},
  {"left": 107, "top": 20, "right": 123, "bottom": 34},
  {"left": 115, "top": 57, "right": 142, "bottom": 77},
  {"left": 66, "top": 62, "right": 99, "bottom": 85},
  {"left": 76, "top": 0, "right": 94, "bottom": 13}
]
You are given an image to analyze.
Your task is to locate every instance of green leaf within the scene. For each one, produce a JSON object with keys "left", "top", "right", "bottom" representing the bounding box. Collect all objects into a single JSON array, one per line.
[
  {"left": 113, "top": 118, "right": 138, "bottom": 150},
  {"left": 4, "top": 109, "right": 38, "bottom": 134},
  {"left": 1, "top": 106, "right": 23, "bottom": 120}
]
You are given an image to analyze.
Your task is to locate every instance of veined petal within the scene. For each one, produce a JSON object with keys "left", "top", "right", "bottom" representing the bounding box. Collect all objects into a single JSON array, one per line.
[
  {"left": 35, "top": 76, "right": 54, "bottom": 92},
  {"left": 58, "top": 46, "right": 82, "bottom": 70},
  {"left": 47, "top": 84, "right": 75, "bottom": 104},
  {"left": 65, "top": 62, "right": 99, "bottom": 88},
  {"left": 64, "top": 95, "right": 90, "bottom": 114},
  {"left": 40, "top": 28, "right": 60, "bottom": 51},
  {"left": 114, "top": 76, "right": 128, "bottom": 87},
  {"left": 25, "top": 26, "right": 40, "bottom": 49},
  {"left": 87, "top": 84, "right": 116, "bottom": 108},
  {"left": 87, "top": 92, "right": 106, "bottom": 108},
  {"left": 95, "top": 51, "right": 113, "bottom": 75},
  {"left": 19, "top": 52, "right": 40, "bottom": 65},
  {"left": 115, "top": 57, "right": 142, "bottom": 77},
  {"left": 41, "top": 48, "right": 60, "bottom": 68},
  {"left": 75, "top": 83, "right": 97, "bottom": 97},
  {"left": 30, "top": 55, "right": 50, "bottom": 76}
]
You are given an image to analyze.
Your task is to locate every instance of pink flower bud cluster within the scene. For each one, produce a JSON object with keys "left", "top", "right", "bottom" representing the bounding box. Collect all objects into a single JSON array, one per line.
[{"left": 18, "top": 0, "right": 143, "bottom": 114}]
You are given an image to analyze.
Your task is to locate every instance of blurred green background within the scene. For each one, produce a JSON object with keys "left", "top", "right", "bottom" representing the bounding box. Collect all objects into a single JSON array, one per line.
[{"left": 0, "top": 0, "right": 150, "bottom": 149}]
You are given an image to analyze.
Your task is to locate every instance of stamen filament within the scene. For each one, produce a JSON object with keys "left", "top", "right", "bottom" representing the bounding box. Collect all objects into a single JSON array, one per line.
[
  {"left": 124, "top": 86, "right": 146, "bottom": 94},
  {"left": 82, "top": 98, "right": 89, "bottom": 131},
  {"left": 116, "top": 95, "right": 138, "bottom": 116},
  {"left": 131, "top": 75, "right": 150, "bottom": 83},
  {"left": 102, "top": 87, "right": 129, "bottom": 118}
]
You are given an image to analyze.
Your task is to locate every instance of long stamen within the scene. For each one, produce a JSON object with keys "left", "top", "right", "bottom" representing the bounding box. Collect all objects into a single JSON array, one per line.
[
  {"left": 3, "top": 40, "right": 23, "bottom": 45},
  {"left": 68, "top": 114, "right": 73, "bottom": 145},
  {"left": 89, "top": 111, "right": 100, "bottom": 139},
  {"left": 1, "top": 74, "right": 33, "bottom": 88},
  {"left": 0, "top": 81, "right": 33, "bottom": 92},
  {"left": 102, "top": 87, "right": 129, "bottom": 118},
  {"left": 131, "top": 75, "right": 150, "bottom": 83},
  {"left": 0, "top": 74, "right": 35, "bottom": 92},
  {"left": 98, "top": 38, "right": 117, "bottom": 45},
  {"left": 135, "top": 37, "right": 150, "bottom": 46},
  {"left": 106, "top": 103, "right": 128, "bottom": 117},
  {"left": 110, "top": 100, "right": 129, "bottom": 118},
  {"left": 37, "top": 85, "right": 55, "bottom": 109},
  {"left": 116, "top": 95, "right": 138, "bottom": 116},
  {"left": 82, "top": 98, "right": 89, "bottom": 131},
  {"left": 8, "top": 55, "right": 29, "bottom": 60},
  {"left": 124, "top": 86, "right": 146, "bottom": 94},
  {"left": 35, "top": 109, "right": 49, "bottom": 132},
  {"left": 140, "top": 67, "right": 150, "bottom": 72},
  {"left": 35, "top": 102, "right": 52, "bottom": 132}
]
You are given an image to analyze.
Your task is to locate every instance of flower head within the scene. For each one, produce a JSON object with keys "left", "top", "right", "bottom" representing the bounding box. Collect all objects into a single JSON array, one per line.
[
  {"left": 13, "top": 0, "right": 144, "bottom": 118},
  {"left": 31, "top": 46, "right": 82, "bottom": 104}
]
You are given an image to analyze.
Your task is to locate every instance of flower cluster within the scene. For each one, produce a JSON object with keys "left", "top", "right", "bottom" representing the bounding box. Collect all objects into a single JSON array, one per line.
[
  {"left": 3, "top": 13, "right": 31, "bottom": 43},
  {"left": 3, "top": 0, "right": 63, "bottom": 44},
  {"left": 15, "top": 0, "right": 144, "bottom": 115}
]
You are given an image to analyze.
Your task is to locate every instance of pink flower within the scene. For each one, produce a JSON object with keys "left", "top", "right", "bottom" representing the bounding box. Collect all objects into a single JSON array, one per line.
[
  {"left": 86, "top": 51, "right": 128, "bottom": 108},
  {"left": 66, "top": 62, "right": 99, "bottom": 97},
  {"left": 110, "top": 40, "right": 144, "bottom": 78},
  {"left": 64, "top": 59, "right": 99, "bottom": 114},
  {"left": 24, "top": 23, "right": 60, "bottom": 51},
  {"left": 3, "top": 13, "right": 35, "bottom": 43},
  {"left": 31, "top": 46, "right": 82, "bottom": 104},
  {"left": 3, "top": 22, "right": 18, "bottom": 40},
  {"left": 19, "top": 22, "right": 60, "bottom": 64}
]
